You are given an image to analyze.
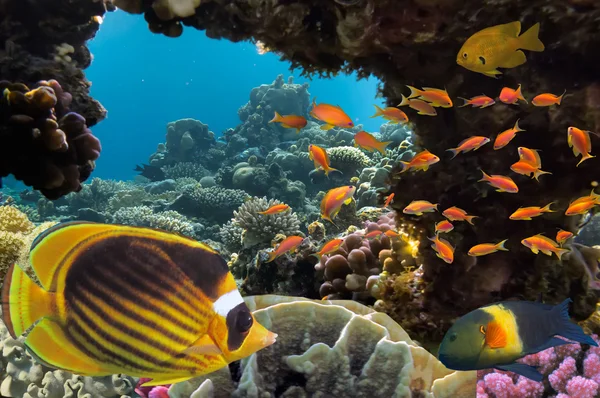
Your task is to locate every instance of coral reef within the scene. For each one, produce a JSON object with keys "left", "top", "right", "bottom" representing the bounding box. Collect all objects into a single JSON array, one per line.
[{"left": 169, "top": 184, "right": 249, "bottom": 223}]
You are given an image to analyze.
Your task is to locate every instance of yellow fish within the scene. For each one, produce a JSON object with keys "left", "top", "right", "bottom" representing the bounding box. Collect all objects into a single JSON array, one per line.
[
  {"left": 457, "top": 21, "right": 544, "bottom": 78},
  {"left": 1, "top": 222, "right": 276, "bottom": 387}
]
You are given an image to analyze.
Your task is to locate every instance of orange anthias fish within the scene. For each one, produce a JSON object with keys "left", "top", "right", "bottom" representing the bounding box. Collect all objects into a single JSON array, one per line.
[
  {"left": 371, "top": 105, "right": 409, "bottom": 124},
  {"left": 384, "top": 230, "right": 402, "bottom": 239},
  {"left": 442, "top": 206, "right": 477, "bottom": 225},
  {"left": 509, "top": 203, "right": 555, "bottom": 220},
  {"left": 521, "top": 234, "right": 569, "bottom": 259},
  {"left": 365, "top": 230, "right": 384, "bottom": 239},
  {"left": 267, "top": 235, "right": 304, "bottom": 262},
  {"left": 398, "top": 96, "right": 438, "bottom": 116},
  {"left": 435, "top": 220, "right": 454, "bottom": 233},
  {"left": 447, "top": 136, "right": 491, "bottom": 159},
  {"left": 354, "top": 131, "right": 393, "bottom": 155},
  {"left": 383, "top": 193, "right": 395, "bottom": 208},
  {"left": 468, "top": 240, "right": 509, "bottom": 256},
  {"left": 406, "top": 86, "right": 453, "bottom": 108},
  {"left": 517, "top": 147, "right": 542, "bottom": 168},
  {"left": 494, "top": 120, "right": 525, "bottom": 150},
  {"left": 308, "top": 144, "right": 341, "bottom": 177},
  {"left": 269, "top": 112, "right": 307, "bottom": 133},
  {"left": 510, "top": 160, "right": 552, "bottom": 181},
  {"left": 313, "top": 238, "right": 344, "bottom": 259},
  {"left": 499, "top": 84, "right": 527, "bottom": 105},
  {"left": 398, "top": 150, "right": 440, "bottom": 173},
  {"left": 310, "top": 98, "right": 354, "bottom": 130},
  {"left": 258, "top": 203, "right": 291, "bottom": 215},
  {"left": 429, "top": 234, "right": 454, "bottom": 264},
  {"left": 458, "top": 95, "right": 496, "bottom": 108},
  {"left": 403, "top": 200, "right": 438, "bottom": 216},
  {"left": 565, "top": 194, "right": 600, "bottom": 216},
  {"left": 532, "top": 90, "right": 566, "bottom": 107},
  {"left": 479, "top": 170, "right": 519, "bottom": 193},
  {"left": 321, "top": 185, "right": 356, "bottom": 224},
  {"left": 567, "top": 126, "right": 598, "bottom": 166},
  {"left": 556, "top": 229, "right": 573, "bottom": 246}
]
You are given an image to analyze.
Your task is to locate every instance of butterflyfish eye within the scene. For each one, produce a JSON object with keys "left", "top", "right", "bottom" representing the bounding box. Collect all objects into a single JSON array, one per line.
[
  {"left": 449, "top": 332, "right": 458, "bottom": 342},
  {"left": 235, "top": 310, "right": 253, "bottom": 333},
  {"left": 478, "top": 56, "right": 486, "bottom": 65}
]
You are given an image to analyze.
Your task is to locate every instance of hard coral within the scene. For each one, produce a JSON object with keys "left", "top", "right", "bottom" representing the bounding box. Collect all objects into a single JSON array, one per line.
[{"left": 0, "top": 80, "right": 101, "bottom": 199}]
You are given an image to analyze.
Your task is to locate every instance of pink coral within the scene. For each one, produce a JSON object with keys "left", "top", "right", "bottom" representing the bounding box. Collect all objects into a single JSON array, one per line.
[{"left": 135, "top": 378, "right": 171, "bottom": 398}]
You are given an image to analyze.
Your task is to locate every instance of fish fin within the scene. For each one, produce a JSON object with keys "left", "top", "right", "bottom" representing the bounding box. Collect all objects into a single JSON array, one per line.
[
  {"left": 397, "top": 95, "right": 409, "bottom": 107},
  {"left": 554, "top": 248, "right": 570, "bottom": 260},
  {"left": 375, "top": 141, "right": 393, "bottom": 155},
  {"left": 514, "top": 119, "right": 525, "bottom": 132},
  {"left": 320, "top": 124, "right": 334, "bottom": 131},
  {"left": 406, "top": 85, "right": 421, "bottom": 99},
  {"left": 1, "top": 263, "right": 55, "bottom": 338},
  {"left": 182, "top": 334, "right": 223, "bottom": 356},
  {"left": 446, "top": 148, "right": 459, "bottom": 159},
  {"left": 499, "top": 51, "right": 527, "bottom": 69},
  {"left": 552, "top": 298, "right": 598, "bottom": 346},
  {"left": 371, "top": 104, "right": 384, "bottom": 117},
  {"left": 296, "top": 128, "right": 301, "bottom": 134},
  {"left": 326, "top": 168, "right": 343, "bottom": 177},
  {"left": 518, "top": 22, "right": 545, "bottom": 52},
  {"left": 496, "top": 239, "right": 509, "bottom": 251},
  {"left": 531, "top": 337, "right": 574, "bottom": 354},
  {"left": 482, "top": 69, "right": 502, "bottom": 78},
  {"left": 457, "top": 97, "right": 471, "bottom": 107},
  {"left": 343, "top": 197, "right": 353, "bottom": 205},
  {"left": 497, "top": 21, "right": 522, "bottom": 37},
  {"left": 398, "top": 161, "right": 410, "bottom": 173},
  {"left": 477, "top": 169, "right": 490, "bottom": 182},
  {"left": 577, "top": 153, "right": 595, "bottom": 167},
  {"left": 542, "top": 202, "right": 556, "bottom": 213},
  {"left": 141, "top": 375, "right": 197, "bottom": 387},
  {"left": 557, "top": 89, "right": 567, "bottom": 105},
  {"left": 269, "top": 111, "right": 282, "bottom": 123},
  {"left": 534, "top": 169, "right": 552, "bottom": 181},
  {"left": 26, "top": 317, "right": 118, "bottom": 375},
  {"left": 531, "top": 247, "right": 539, "bottom": 254},
  {"left": 516, "top": 84, "right": 528, "bottom": 103},
  {"left": 541, "top": 249, "right": 553, "bottom": 256},
  {"left": 465, "top": 215, "right": 477, "bottom": 225},
  {"left": 266, "top": 250, "right": 278, "bottom": 263},
  {"left": 485, "top": 321, "right": 507, "bottom": 348},
  {"left": 495, "top": 363, "right": 543, "bottom": 382}
]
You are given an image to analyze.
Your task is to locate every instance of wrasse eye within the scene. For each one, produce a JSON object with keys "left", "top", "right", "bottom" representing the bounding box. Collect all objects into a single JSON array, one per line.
[
  {"left": 478, "top": 56, "right": 486, "bottom": 65},
  {"left": 479, "top": 325, "right": 486, "bottom": 335}
]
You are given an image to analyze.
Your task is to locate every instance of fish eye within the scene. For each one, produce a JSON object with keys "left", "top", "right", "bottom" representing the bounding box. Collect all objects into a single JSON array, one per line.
[
  {"left": 235, "top": 310, "right": 253, "bottom": 333},
  {"left": 478, "top": 56, "right": 486, "bottom": 65},
  {"left": 462, "top": 52, "right": 468, "bottom": 59},
  {"left": 449, "top": 332, "right": 458, "bottom": 342}
]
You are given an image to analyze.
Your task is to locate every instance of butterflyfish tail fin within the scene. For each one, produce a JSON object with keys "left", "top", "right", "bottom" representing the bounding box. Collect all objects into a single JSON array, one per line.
[
  {"left": 518, "top": 23, "right": 545, "bottom": 52},
  {"left": 552, "top": 298, "right": 598, "bottom": 346}
]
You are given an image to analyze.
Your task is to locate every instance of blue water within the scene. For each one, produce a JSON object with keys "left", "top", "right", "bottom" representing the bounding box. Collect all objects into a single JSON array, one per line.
[{"left": 87, "top": 10, "right": 383, "bottom": 181}]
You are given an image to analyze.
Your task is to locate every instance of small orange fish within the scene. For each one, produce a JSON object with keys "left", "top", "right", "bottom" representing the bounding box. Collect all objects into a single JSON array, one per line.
[
  {"left": 258, "top": 204, "right": 291, "bottom": 215},
  {"left": 567, "top": 126, "right": 598, "bottom": 166},
  {"left": 354, "top": 131, "right": 393, "bottom": 155},
  {"left": 384, "top": 230, "right": 402, "bottom": 239},
  {"left": 510, "top": 160, "right": 552, "bottom": 181},
  {"left": 365, "top": 230, "right": 384, "bottom": 239},
  {"left": 310, "top": 98, "right": 354, "bottom": 130},
  {"left": 458, "top": 95, "right": 495, "bottom": 108},
  {"left": 494, "top": 119, "right": 525, "bottom": 150},
  {"left": 383, "top": 193, "right": 395, "bottom": 208},
  {"left": 572, "top": 189, "right": 600, "bottom": 206},
  {"left": 565, "top": 195, "right": 599, "bottom": 216},
  {"left": 371, "top": 105, "right": 409, "bottom": 124},
  {"left": 321, "top": 185, "right": 356, "bottom": 224},
  {"left": 428, "top": 234, "right": 454, "bottom": 264},
  {"left": 499, "top": 84, "right": 527, "bottom": 105},
  {"left": 509, "top": 203, "right": 555, "bottom": 220},
  {"left": 435, "top": 220, "right": 454, "bottom": 233},
  {"left": 556, "top": 229, "right": 573, "bottom": 246},
  {"left": 521, "top": 234, "right": 569, "bottom": 259},
  {"left": 398, "top": 96, "right": 437, "bottom": 116},
  {"left": 442, "top": 207, "right": 477, "bottom": 225},
  {"left": 403, "top": 200, "right": 438, "bottom": 216},
  {"left": 479, "top": 170, "right": 519, "bottom": 193},
  {"left": 468, "top": 239, "right": 508, "bottom": 256},
  {"left": 517, "top": 147, "right": 542, "bottom": 168},
  {"left": 267, "top": 235, "right": 304, "bottom": 262},
  {"left": 532, "top": 90, "right": 566, "bottom": 107},
  {"left": 308, "top": 144, "right": 341, "bottom": 177},
  {"left": 398, "top": 150, "right": 440, "bottom": 173},
  {"left": 269, "top": 112, "right": 307, "bottom": 133},
  {"left": 313, "top": 238, "right": 344, "bottom": 259},
  {"left": 447, "top": 136, "right": 490, "bottom": 159},
  {"left": 406, "top": 86, "right": 453, "bottom": 108}
]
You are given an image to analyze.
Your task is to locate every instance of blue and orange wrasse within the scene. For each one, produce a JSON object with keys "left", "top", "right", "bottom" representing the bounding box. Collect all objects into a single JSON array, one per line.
[
  {"left": 438, "top": 299, "right": 597, "bottom": 381},
  {"left": 0, "top": 222, "right": 277, "bottom": 387}
]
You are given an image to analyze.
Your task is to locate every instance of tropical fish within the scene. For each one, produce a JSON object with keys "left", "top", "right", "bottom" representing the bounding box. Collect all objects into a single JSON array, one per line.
[
  {"left": 267, "top": 235, "right": 304, "bottom": 262},
  {"left": 258, "top": 204, "right": 290, "bottom": 215},
  {"left": 0, "top": 222, "right": 277, "bottom": 387},
  {"left": 308, "top": 144, "right": 341, "bottom": 177},
  {"left": 556, "top": 229, "right": 573, "bottom": 246},
  {"left": 428, "top": 234, "right": 454, "bottom": 264},
  {"left": 403, "top": 200, "right": 438, "bottom": 216},
  {"left": 398, "top": 150, "right": 440, "bottom": 173},
  {"left": 398, "top": 96, "right": 437, "bottom": 116},
  {"left": 447, "top": 136, "right": 490, "bottom": 159},
  {"left": 456, "top": 21, "right": 545, "bottom": 78},
  {"left": 499, "top": 84, "right": 527, "bottom": 105},
  {"left": 438, "top": 298, "right": 597, "bottom": 381},
  {"left": 468, "top": 240, "right": 508, "bottom": 256},
  {"left": 312, "top": 238, "right": 344, "bottom": 259},
  {"left": 509, "top": 203, "right": 555, "bottom": 220},
  {"left": 384, "top": 230, "right": 402, "bottom": 239},
  {"left": 268, "top": 112, "right": 307, "bottom": 133},
  {"left": 383, "top": 193, "right": 395, "bottom": 208},
  {"left": 435, "top": 220, "right": 454, "bottom": 233},
  {"left": 406, "top": 86, "right": 453, "bottom": 108},
  {"left": 321, "top": 185, "right": 356, "bottom": 224},
  {"left": 517, "top": 147, "right": 542, "bottom": 168},
  {"left": 565, "top": 195, "right": 599, "bottom": 216},
  {"left": 365, "top": 230, "right": 384, "bottom": 239},
  {"left": 494, "top": 120, "right": 525, "bottom": 150},
  {"left": 521, "top": 234, "right": 569, "bottom": 258},
  {"left": 310, "top": 98, "right": 354, "bottom": 130},
  {"left": 457, "top": 95, "right": 495, "bottom": 108},
  {"left": 532, "top": 90, "right": 566, "bottom": 107},
  {"left": 479, "top": 170, "right": 519, "bottom": 193},
  {"left": 510, "top": 161, "right": 552, "bottom": 181},
  {"left": 353, "top": 131, "right": 393, "bottom": 155},
  {"left": 371, "top": 105, "right": 409, "bottom": 124},
  {"left": 442, "top": 207, "right": 477, "bottom": 225},
  {"left": 567, "top": 126, "right": 598, "bottom": 167}
]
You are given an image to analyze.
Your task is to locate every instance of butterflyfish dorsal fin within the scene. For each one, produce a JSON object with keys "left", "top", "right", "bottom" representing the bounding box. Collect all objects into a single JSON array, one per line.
[{"left": 485, "top": 321, "right": 507, "bottom": 349}]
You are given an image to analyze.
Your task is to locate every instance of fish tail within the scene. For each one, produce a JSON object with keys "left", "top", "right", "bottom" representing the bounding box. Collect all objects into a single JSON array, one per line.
[
  {"left": 557, "top": 89, "right": 567, "bottom": 105},
  {"left": 552, "top": 298, "right": 598, "bottom": 346},
  {"left": 324, "top": 167, "right": 342, "bottom": 178},
  {"left": 371, "top": 104, "right": 384, "bottom": 118},
  {"left": 397, "top": 95, "right": 410, "bottom": 107},
  {"left": 446, "top": 147, "right": 459, "bottom": 159},
  {"left": 375, "top": 141, "right": 393, "bottom": 155},
  {"left": 516, "top": 85, "right": 528, "bottom": 104},
  {"left": 1, "top": 263, "right": 55, "bottom": 338},
  {"left": 577, "top": 153, "right": 595, "bottom": 167},
  {"left": 478, "top": 169, "right": 490, "bottom": 183},
  {"left": 533, "top": 169, "right": 552, "bottom": 181},
  {"left": 518, "top": 22, "right": 545, "bottom": 52},
  {"left": 457, "top": 97, "right": 471, "bottom": 107},
  {"left": 514, "top": 119, "right": 526, "bottom": 132},
  {"left": 406, "top": 85, "right": 422, "bottom": 99},
  {"left": 495, "top": 239, "right": 509, "bottom": 251},
  {"left": 398, "top": 161, "right": 410, "bottom": 173},
  {"left": 266, "top": 250, "right": 278, "bottom": 263},
  {"left": 269, "top": 111, "right": 282, "bottom": 123},
  {"left": 465, "top": 215, "right": 477, "bottom": 225},
  {"left": 542, "top": 202, "right": 556, "bottom": 213}
]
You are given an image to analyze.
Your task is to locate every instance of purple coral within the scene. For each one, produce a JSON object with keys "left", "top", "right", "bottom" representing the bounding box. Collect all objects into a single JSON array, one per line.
[{"left": 135, "top": 378, "right": 170, "bottom": 398}]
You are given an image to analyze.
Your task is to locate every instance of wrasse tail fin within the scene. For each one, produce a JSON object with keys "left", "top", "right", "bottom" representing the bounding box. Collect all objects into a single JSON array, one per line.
[
  {"left": 552, "top": 298, "right": 598, "bottom": 346},
  {"left": 495, "top": 363, "right": 543, "bottom": 382},
  {"left": 518, "top": 22, "right": 545, "bottom": 52}
]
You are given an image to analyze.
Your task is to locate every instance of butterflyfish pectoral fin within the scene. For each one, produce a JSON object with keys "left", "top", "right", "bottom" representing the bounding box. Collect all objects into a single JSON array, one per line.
[
  {"left": 140, "top": 375, "right": 197, "bottom": 387},
  {"left": 495, "top": 363, "right": 543, "bottom": 382},
  {"left": 182, "top": 334, "right": 223, "bottom": 356}
]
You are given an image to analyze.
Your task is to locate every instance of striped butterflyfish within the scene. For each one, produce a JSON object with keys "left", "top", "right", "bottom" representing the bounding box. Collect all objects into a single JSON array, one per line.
[{"left": 1, "top": 222, "right": 277, "bottom": 387}]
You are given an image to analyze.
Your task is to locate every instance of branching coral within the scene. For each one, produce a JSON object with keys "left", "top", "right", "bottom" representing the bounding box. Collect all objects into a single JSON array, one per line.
[{"left": 168, "top": 185, "right": 249, "bottom": 223}]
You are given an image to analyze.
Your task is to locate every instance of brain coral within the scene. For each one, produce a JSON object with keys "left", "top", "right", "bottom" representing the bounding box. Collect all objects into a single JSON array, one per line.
[{"left": 168, "top": 295, "right": 476, "bottom": 398}]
